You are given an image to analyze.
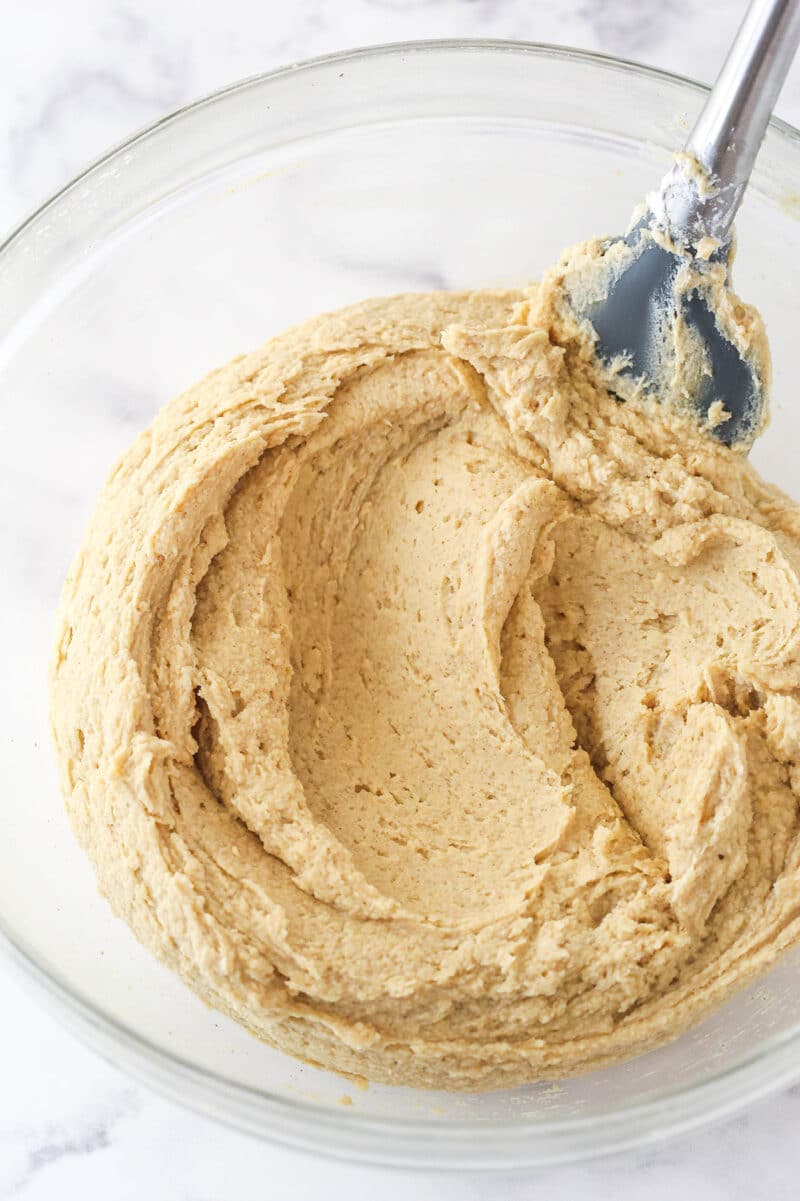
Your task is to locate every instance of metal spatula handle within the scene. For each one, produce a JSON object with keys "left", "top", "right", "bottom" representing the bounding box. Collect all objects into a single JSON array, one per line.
[{"left": 659, "top": 0, "right": 800, "bottom": 245}]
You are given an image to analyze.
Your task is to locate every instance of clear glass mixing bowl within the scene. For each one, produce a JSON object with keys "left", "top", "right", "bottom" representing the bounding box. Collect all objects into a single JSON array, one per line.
[{"left": 3, "top": 41, "right": 800, "bottom": 1169}]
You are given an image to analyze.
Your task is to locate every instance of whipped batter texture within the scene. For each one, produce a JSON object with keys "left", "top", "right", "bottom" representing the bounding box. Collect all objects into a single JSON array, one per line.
[{"left": 50, "top": 255, "right": 800, "bottom": 1090}]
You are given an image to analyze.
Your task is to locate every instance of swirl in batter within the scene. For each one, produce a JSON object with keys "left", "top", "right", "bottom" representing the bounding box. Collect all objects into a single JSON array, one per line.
[{"left": 50, "top": 263, "right": 800, "bottom": 1090}]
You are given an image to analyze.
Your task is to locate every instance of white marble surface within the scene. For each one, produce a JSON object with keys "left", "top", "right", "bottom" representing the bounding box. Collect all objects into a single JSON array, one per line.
[{"left": 4, "top": 0, "right": 800, "bottom": 1195}]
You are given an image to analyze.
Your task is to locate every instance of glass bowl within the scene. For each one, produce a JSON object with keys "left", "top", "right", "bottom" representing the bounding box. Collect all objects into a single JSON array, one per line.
[{"left": 4, "top": 40, "right": 800, "bottom": 1169}]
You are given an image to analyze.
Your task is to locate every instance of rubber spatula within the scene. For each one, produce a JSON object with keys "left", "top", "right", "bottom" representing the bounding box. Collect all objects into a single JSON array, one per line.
[{"left": 571, "top": 0, "right": 800, "bottom": 446}]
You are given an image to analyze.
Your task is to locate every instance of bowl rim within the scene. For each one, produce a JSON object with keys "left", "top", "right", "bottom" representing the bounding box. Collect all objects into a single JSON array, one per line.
[
  {"left": 5, "top": 36, "right": 800, "bottom": 261},
  {"left": 5, "top": 36, "right": 800, "bottom": 1166}
]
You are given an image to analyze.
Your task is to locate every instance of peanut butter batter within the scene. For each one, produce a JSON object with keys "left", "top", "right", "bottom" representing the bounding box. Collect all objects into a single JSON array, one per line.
[{"left": 50, "top": 253, "right": 800, "bottom": 1091}]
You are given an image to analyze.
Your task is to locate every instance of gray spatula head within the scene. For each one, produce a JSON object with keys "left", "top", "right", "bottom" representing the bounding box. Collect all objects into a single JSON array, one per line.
[
  {"left": 561, "top": 0, "right": 800, "bottom": 452},
  {"left": 575, "top": 221, "right": 765, "bottom": 448}
]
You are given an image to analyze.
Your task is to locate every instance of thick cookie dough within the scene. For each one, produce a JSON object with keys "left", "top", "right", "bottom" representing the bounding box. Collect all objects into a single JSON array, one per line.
[{"left": 50, "top": 256, "right": 800, "bottom": 1091}]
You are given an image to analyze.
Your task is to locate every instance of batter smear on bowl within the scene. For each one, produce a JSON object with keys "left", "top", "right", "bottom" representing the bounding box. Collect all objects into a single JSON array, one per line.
[{"left": 50, "top": 248, "right": 800, "bottom": 1091}]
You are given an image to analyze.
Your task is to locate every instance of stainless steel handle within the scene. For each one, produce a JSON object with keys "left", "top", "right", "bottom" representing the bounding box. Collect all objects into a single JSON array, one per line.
[{"left": 658, "top": 0, "right": 800, "bottom": 245}]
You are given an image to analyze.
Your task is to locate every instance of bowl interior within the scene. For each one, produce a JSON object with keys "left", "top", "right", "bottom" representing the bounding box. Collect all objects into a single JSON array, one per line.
[{"left": 4, "top": 42, "right": 800, "bottom": 1164}]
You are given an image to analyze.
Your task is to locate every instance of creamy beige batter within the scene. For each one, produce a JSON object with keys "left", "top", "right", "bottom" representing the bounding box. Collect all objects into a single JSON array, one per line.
[{"left": 50, "top": 251, "right": 800, "bottom": 1091}]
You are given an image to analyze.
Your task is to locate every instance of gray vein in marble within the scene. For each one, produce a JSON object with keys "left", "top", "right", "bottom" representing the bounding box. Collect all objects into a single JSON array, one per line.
[
  {"left": 8, "top": 66, "right": 183, "bottom": 184},
  {"left": 323, "top": 255, "right": 451, "bottom": 291},
  {"left": 578, "top": 0, "right": 691, "bottom": 54},
  {"left": 363, "top": 0, "right": 512, "bottom": 14},
  {"left": 0, "top": 1088, "right": 141, "bottom": 1200}
]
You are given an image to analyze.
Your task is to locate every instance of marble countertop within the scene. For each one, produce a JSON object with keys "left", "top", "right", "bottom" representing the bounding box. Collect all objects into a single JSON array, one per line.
[{"left": 4, "top": 0, "right": 800, "bottom": 1196}]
